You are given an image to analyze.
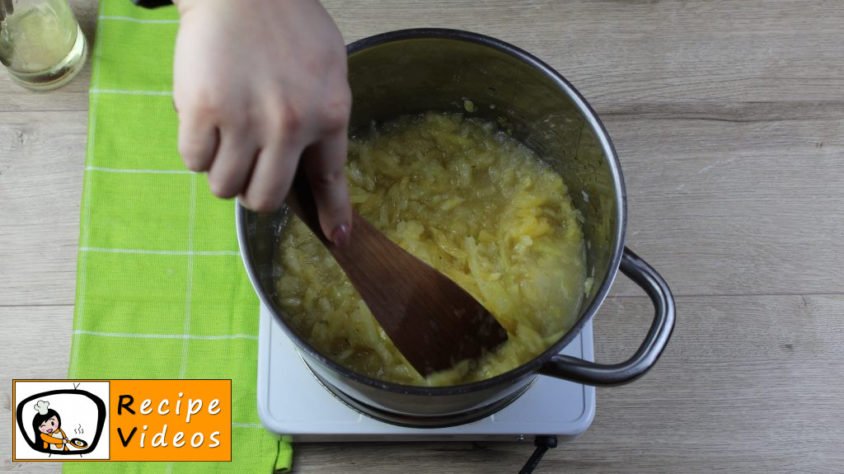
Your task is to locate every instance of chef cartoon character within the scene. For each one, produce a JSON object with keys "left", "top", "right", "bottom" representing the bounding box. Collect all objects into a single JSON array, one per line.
[{"left": 32, "top": 400, "right": 69, "bottom": 452}]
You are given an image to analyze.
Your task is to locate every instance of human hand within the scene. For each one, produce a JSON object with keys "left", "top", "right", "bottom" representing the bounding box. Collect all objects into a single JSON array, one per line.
[{"left": 173, "top": 0, "right": 352, "bottom": 244}]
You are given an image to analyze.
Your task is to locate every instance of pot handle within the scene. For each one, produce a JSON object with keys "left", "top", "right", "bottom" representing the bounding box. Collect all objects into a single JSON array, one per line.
[{"left": 537, "top": 247, "right": 676, "bottom": 386}]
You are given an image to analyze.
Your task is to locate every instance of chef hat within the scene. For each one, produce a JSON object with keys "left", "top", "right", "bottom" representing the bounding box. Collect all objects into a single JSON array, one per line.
[{"left": 34, "top": 400, "right": 50, "bottom": 416}]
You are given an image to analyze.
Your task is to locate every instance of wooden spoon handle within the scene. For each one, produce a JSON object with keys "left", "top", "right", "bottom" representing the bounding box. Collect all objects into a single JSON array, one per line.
[
  {"left": 285, "top": 173, "right": 331, "bottom": 245},
  {"left": 285, "top": 174, "right": 388, "bottom": 284},
  {"left": 285, "top": 173, "right": 508, "bottom": 376}
]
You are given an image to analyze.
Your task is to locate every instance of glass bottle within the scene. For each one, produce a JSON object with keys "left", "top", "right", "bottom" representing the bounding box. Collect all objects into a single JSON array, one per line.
[{"left": 0, "top": 0, "right": 87, "bottom": 91}]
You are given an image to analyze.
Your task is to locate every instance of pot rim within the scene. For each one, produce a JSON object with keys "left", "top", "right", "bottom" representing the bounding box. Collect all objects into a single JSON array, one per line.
[{"left": 236, "top": 27, "right": 627, "bottom": 397}]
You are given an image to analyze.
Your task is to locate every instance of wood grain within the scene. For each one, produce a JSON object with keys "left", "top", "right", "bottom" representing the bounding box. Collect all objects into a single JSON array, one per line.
[
  {"left": 293, "top": 294, "right": 844, "bottom": 473},
  {"left": 0, "top": 307, "right": 74, "bottom": 473},
  {"left": 0, "top": 112, "right": 86, "bottom": 306},
  {"left": 2, "top": 0, "right": 843, "bottom": 472}
]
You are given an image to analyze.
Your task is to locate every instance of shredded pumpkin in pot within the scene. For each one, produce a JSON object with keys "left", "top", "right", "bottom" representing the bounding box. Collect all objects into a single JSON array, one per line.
[{"left": 276, "top": 113, "right": 586, "bottom": 386}]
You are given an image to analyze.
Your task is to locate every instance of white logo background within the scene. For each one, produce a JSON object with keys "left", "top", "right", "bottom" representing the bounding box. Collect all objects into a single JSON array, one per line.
[{"left": 14, "top": 381, "right": 110, "bottom": 461}]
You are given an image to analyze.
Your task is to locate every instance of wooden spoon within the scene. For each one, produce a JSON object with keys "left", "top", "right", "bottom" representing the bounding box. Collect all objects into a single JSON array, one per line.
[
  {"left": 287, "top": 175, "right": 508, "bottom": 376},
  {"left": 0, "top": 0, "right": 11, "bottom": 22}
]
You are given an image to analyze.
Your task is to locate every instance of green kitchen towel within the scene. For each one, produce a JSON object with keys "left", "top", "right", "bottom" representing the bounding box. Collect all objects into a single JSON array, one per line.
[{"left": 66, "top": 0, "right": 291, "bottom": 472}]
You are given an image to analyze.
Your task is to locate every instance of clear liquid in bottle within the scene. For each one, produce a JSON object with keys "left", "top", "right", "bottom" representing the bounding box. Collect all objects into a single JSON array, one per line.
[{"left": 0, "top": 0, "right": 87, "bottom": 91}]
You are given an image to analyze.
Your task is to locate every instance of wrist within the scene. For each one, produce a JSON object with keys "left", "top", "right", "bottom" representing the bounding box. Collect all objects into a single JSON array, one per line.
[{"left": 172, "top": 0, "right": 202, "bottom": 15}]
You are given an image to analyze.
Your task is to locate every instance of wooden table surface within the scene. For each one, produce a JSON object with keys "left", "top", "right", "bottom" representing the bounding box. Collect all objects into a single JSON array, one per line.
[{"left": 2, "top": 1, "right": 843, "bottom": 472}]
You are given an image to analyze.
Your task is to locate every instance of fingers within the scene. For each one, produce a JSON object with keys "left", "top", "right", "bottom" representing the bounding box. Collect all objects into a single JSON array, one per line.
[
  {"left": 207, "top": 127, "right": 259, "bottom": 199},
  {"left": 175, "top": 102, "right": 351, "bottom": 227},
  {"left": 303, "top": 129, "right": 352, "bottom": 246},
  {"left": 239, "top": 139, "right": 302, "bottom": 213},
  {"left": 177, "top": 111, "right": 219, "bottom": 172},
  {"left": 176, "top": 99, "right": 258, "bottom": 200}
]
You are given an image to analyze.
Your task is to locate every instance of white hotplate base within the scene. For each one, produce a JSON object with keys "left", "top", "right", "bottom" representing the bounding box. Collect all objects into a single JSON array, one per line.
[{"left": 257, "top": 304, "right": 595, "bottom": 442}]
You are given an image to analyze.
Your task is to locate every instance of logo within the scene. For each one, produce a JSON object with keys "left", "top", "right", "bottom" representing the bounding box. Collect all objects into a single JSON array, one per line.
[
  {"left": 12, "top": 380, "right": 232, "bottom": 462},
  {"left": 13, "top": 381, "right": 109, "bottom": 461}
]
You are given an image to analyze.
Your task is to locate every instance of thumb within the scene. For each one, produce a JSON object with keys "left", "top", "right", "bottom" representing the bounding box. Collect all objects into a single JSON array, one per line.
[{"left": 302, "top": 130, "right": 353, "bottom": 246}]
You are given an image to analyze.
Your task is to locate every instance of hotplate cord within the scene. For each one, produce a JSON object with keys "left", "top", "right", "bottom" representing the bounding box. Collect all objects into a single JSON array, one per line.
[{"left": 519, "top": 435, "right": 558, "bottom": 473}]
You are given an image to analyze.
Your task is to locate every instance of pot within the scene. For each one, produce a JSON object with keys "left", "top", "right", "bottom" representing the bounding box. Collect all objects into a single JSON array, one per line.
[{"left": 237, "top": 29, "right": 676, "bottom": 428}]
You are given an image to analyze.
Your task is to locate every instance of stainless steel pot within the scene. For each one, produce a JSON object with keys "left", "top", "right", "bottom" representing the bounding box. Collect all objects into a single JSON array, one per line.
[{"left": 237, "top": 29, "right": 676, "bottom": 428}]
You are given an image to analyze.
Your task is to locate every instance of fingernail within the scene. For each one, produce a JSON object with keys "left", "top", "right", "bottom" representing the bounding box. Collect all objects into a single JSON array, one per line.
[{"left": 331, "top": 223, "right": 351, "bottom": 247}]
